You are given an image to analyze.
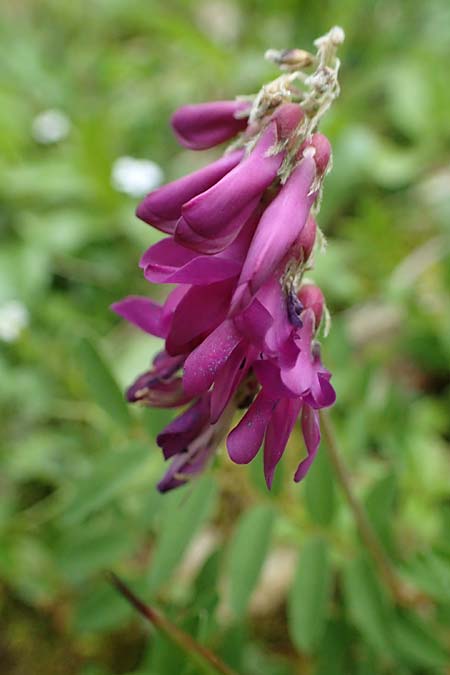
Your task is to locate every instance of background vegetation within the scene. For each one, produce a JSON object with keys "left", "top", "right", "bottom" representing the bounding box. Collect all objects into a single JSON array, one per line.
[{"left": 1, "top": 1, "right": 449, "bottom": 673}]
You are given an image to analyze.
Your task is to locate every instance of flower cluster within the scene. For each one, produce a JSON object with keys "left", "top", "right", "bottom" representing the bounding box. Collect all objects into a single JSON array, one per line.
[{"left": 113, "top": 28, "right": 343, "bottom": 491}]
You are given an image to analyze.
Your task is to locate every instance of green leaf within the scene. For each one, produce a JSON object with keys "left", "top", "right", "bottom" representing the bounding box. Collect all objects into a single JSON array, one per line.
[
  {"left": 148, "top": 477, "right": 217, "bottom": 594},
  {"left": 385, "top": 63, "right": 431, "bottom": 139},
  {"left": 391, "top": 611, "right": 449, "bottom": 669},
  {"left": 315, "top": 620, "right": 353, "bottom": 675},
  {"left": 61, "top": 443, "right": 151, "bottom": 524},
  {"left": 249, "top": 449, "right": 284, "bottom": 496},
  {"left": 288, "top": 536, "right": 331, "bottom": 653},
  {"left": 193, "top": 549, "right": 221, "bottom": 613},
  {"left": 226, "top": 504, "right": 275, "bottom": 617},
  {"left": 73, "top": 579, "right": 134, "bottom": 633},
  {"left": 56, "top": 521, "right": 139, "bottom": 582},
  {"left": 304, "top": 447, "right": 336, "bottom": 526},
  {"left": 342, "top": 556, "right": 393, "bottom": 656},
  {"left": 365, "top": 473, "right": 397, "bottom": 549},
  {"left": 403, "top": 550, "right": 450, "bottom": 602},
  {"left": 77, "top": 336, "right": 131, "bottom": 430}
]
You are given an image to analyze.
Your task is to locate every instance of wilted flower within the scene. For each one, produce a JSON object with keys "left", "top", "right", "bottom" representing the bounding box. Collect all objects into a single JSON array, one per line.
[{"left": 113, "top": 28, "right": 344, "bottom": 491}]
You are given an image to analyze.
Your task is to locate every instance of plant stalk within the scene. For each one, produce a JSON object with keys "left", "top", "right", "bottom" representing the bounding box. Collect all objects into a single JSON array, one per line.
[
  {"left": 320, "top": 410, "right": 428, "bottom": 608},
  {"left": 108, "top": 572, "right": 238, "bottom": 675}
]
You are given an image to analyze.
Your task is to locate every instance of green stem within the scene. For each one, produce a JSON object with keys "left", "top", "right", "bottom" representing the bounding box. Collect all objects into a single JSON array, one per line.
[
  {"left": 108, "top": 573, "right": 238, "bottom": 675},
  {"left": 320, "top": 410, "right": 428, "bottom": 608}
]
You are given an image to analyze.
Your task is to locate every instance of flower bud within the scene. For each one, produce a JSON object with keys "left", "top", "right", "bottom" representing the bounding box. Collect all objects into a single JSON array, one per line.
[
  {"left": 171, "top": 100, "right": 249, "bottom": 150},
  {"left": 297, "top": 214, "right": 317, "bottom": 262},
  {"left": 272, "top": 103, "right": 304, "bottom": 140},
  {"left": 298, "top": 284, "right": 324, "bottom": 328},
  {"left": 301, "top": 132, "right": 331, "bottom": 175}
]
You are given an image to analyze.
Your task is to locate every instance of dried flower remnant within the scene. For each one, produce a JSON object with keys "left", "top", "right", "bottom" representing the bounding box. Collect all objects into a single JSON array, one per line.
[{"left": 113, "top": 27, "right": 344, "bottom": 491}]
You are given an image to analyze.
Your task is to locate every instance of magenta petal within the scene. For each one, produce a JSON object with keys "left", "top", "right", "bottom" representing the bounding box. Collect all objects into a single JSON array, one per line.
[
  {"left": 126, "top": 352, "right": 189, "bottom": 408},
  {"left": 305, "top": 373, "right": 336, "bottom": 409},
  {"left": 280, "top": 310, "right": 315, "bottom": 396},
  {"left": 171, "top": 100, "right": 249, "bottom": 150},
  {"left": 298, "top": 284, "right": 325, "bottom": 328},
  {"left": 309, "top": 133, "right": 331, "bottom": 174},
  {"left": 141, "top": 237, "right": 241, "bottom": 284},
  {"left": 294, "top": 404, "right": 320, "bottom": 481},
  {"left": 175, "top": 198, "right": 260, "bottom": 254},
  {"left": 233, "top": 278, "right": 298, "bottom": 368},
  {"left": 157, "top": 395, "right": 210, "bottom": 459},
  {"left": 166, "top": 280, "right": 234, "bottom": 356},
  {"left": 236, "top": 157, "right": 316, "bottom": 300},
  {"left": 229, "top": 282, "right": 253, "bottom": 316},
  {"left": 210, "top": 343, "right": 256, "bottom": 423},
  {"left": 295, "top": 214, "right": 317, "bottom": 262},
  {"left": 304, "top": 346, "right": 337, "bottom": 409},
  {"left": 272, "top": 103, "right": 304, "bottom": 139},
  {"left": 182, "top": 122, "right": 282, "bottom": 238},
  {"left": 156, "top": 256, "right": 239, "bottom": 285},
  {"left": 183, "top": 319, "right": 242, "bottom": 397},
  {"left": 264, "top": 398, "right": 302, "bottom": 488},
  {"left": 255, "top": 278, "right": 296, "bottom": 364},
  {"left": 126, "top": 376, "right": 190, "bottom": 407},
  {"left": 136, "top": 150, "right": 243, "bottom": 232},
  {"left": 111, "top": 296, "right": 166, "bottom": 338},
  {"left": 157, "top": 440, "right": 214, "bottom": 492},
  {"left": 140, "top": 236, "right": 197, "bottom": 270},
  {"left": 226, "top": 391, "right": 275, "bottom": 464},
  {"left": 234, "top": 299, "right": 274, "bottom": 350},
  {"left": 174, "top": 217, "right": 235, "bottom": 254},
  {"left": 127, "top": 377, "right": 190, "bottom": 408},
  {"left": 253, "top": 360, "right": 294, "bottom": 399},
  {"left": 162, "top": 284, "right": 189, "bottom": 319}
]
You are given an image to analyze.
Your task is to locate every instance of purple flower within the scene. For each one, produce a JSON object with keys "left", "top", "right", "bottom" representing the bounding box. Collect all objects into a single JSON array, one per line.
[
  {"left": 165, "top": 279, "right": 235, "bottom": 356},
  {"left": 171, "top": 100, "right": 250, "bottom": 150},
  {"left": 136, "top": 150, "right": 243, "bottom": 233},
  {"left": 157, "top": 394, "right": 211, "bottom": 458},
  {"left": 181, "top": 122, "right": 283, "bottom": 240},
  {"left": 179, "top": 277, "right": 335, "bottom": 487},
  {"left": 113, "top": 36, "right": 342, "bottom": 491},
  {"left": 156, "top": 393, "right": 233, "bottom": 493},
  {"left": 226, "top": 393, "right": 320, "bottom": 488},
  {"left": 226, "top": 288, "right": 334, "bottom": 489},
  {"left": 125, "top": 351, "right": 190, "bottom": 408},
  {"left": 230, "top": 137, "right": 330, "bottom": 313},
  {"left": 140, "top": 207, "right": 258, "bottom": 284}
]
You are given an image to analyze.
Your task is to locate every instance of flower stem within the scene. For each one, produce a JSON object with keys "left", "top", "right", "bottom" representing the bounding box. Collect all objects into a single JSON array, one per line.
[
  {"left": 108, "top": 572, "right": 238, "bottom": 675},
  {"left": 319, "top": 410, "right": 428, "bottom": 608}
]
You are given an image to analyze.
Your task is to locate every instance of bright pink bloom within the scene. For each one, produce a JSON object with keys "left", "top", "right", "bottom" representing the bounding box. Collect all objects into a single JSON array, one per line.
[
  {"left": 157, "top": 394, "right": 211, "bottom": 459},
  {"left": 181, "top": 122, "right": 283, "bottom": 239},
  {"left": 113, "top": 91, "right": 336, "bottom": 492},
  {"left": 226, "top": 393, "right": 320, "bottom": 488},
  {"left": 171, "top": 100, "right": 249, "bottom": 150},
  {"left": 230, "top": 150, "right": 320, "bottom": 313},
  {"left": 125, "top": 351, "right": 190, "bottom": 408},
  {"left": 136, "top": 150, "right": 243, "bottom": 233},
  {"left": 165, "top": 279, "right": 235, "bottom": 356}
]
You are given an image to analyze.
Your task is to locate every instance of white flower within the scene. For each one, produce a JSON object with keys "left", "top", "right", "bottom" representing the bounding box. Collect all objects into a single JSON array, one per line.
[
  {"left": 0, "top": 300, "right": 29, "bottom": 343},
  {"left": 32, "top": 109, "right": 71, "bottom": 144},
  {"left": 111, "top": 156, "right": 164, "bottom": 197}
]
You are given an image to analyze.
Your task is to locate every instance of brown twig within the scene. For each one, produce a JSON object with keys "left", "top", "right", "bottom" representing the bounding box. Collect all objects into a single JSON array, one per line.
[
  {"left": 107, "top": 572, "right": 238, "bottom": 675},
  {"left": 320, "top": 410, "right": 430, "bottom": 609}
]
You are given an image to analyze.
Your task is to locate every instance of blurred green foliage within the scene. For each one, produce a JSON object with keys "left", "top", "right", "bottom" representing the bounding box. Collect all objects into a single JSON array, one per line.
[{"left": 1, "top": 0, "right": 449, "bottom": 673}]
